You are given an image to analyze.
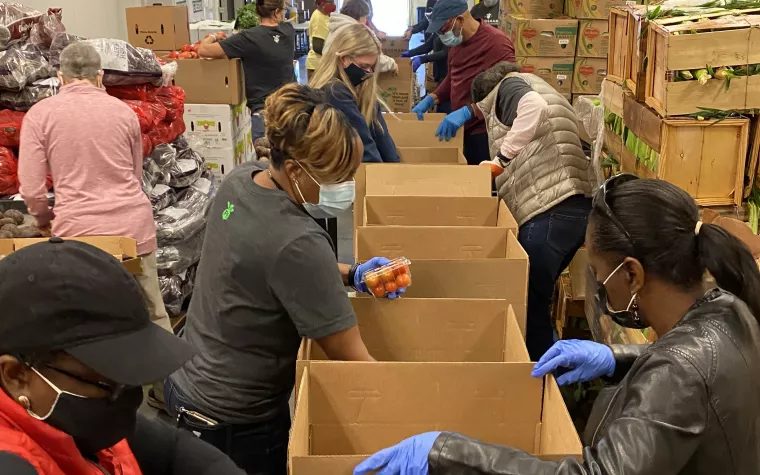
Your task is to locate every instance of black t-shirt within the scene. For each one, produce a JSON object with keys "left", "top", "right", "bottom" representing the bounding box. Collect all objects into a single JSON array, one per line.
[
  {"left": 470, "top": 2, "right": 501, "bottom": 29},
  {"left": 220, "top": 23, "right": 296, "bottom": 112}
]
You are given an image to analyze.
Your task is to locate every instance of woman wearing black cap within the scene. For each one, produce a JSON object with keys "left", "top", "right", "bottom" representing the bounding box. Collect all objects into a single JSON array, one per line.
[
  {"left": 354, "top": 176, "right": 760, "bottom": 475},
  {"left": 0, "top": 239, "right": 245, "bottom": 474}
]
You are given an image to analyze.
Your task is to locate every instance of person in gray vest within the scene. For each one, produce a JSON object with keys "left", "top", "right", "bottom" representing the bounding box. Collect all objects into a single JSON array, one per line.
[{"left": 471, "top": 61, "right": 596, "bottom": 360}]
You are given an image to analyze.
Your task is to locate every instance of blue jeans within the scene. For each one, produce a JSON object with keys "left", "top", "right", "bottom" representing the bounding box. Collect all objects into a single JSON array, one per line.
[
  {"left": 164, "top": 379, "right": 290, "bottom": 475},
  {"left": 251, "top": 112, "right": 266, "bottom": 143},
  {"left": 518, "top": 195, "right": 592, "bottom": 360}
]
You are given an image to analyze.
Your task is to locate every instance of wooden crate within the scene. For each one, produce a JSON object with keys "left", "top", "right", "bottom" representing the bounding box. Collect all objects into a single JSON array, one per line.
[
  {"left": 624, "top": 94, "right": 750, "bottom": 206},
  {"left": 607, "top": 6, "right": 650, "bottom": 100},
  {"left": 606, "top": 8, "right": 629, "bottom": 84},
  {"left": 645, "top": 12, "right": 760, "bottom": 117}
]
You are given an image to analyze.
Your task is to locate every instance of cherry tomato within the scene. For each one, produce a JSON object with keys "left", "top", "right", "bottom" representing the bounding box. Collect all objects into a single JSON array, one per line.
[
  {"left": 370, "top": 284, "right": 386, "bottom": 297},
  {"left": 385, "top": 281, "right": 399, "bottom": 293},
  {"left": 181, "top": 44, "right": 194, "bottom": 52},
  {"left": 380, "top": 268, "right": 395, "bottom": 283},
  {"left": 364, "top": 273, "right": 380, "bottom": 289},
  {"left": 168, "top": 51, "right": 180, "bottom": 59},
  {"left": 394, "top": 263, "right": 410, "bottom": 276},
  {"left": 395, "top": 273, "right": 411, "bottom": 288},
  {"left": 178, "top": 52, "right": 194, "bottom": 59}
]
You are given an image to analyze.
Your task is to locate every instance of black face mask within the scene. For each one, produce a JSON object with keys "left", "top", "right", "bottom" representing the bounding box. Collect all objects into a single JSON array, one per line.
[
  {"left": 344, "top": 63, "right": 372, "bottom": 87},
  {"left": 595, "top": 261, "right": 649, "bottom": 329},
  {"left": 28, "top": 368, "right": 144, "bottom": 454}
]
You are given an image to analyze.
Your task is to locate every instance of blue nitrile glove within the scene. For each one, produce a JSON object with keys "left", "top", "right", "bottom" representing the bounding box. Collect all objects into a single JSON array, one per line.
[
  {"left": 412, "top": 95, "right": 436, "bottom": 120},
  {"left": 412, "top": 56, "right": 422, "bottom": 72},
  {"left": 354, "top": 432, "right": 441, "bottom": 475},
  {"left": 354, "top": 257, "right": 407, "bottom": 300},
  {"left": 531, "top": 340, "right": 616, "bottom": 386},
  {"left": 435, "top": 106, "right": 472, "bottom": 142},
  {"left": 400, "top": 50, "right": 412, "bottom": 58}
]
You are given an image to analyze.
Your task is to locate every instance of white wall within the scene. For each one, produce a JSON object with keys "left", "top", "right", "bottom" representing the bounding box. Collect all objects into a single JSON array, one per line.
[{"left": 20, "top": 0, "right": 141, "bottom": 40}]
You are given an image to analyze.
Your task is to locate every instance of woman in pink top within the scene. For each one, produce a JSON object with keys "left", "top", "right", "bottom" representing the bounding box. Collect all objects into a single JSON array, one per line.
[{"left": 18, "top": 42, "right": 171, "bottom": 334}]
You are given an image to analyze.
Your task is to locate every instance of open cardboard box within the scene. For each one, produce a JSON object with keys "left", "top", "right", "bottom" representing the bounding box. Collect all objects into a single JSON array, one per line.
[
  {"left": 397, "top": 147, "right": 466, "bottom": 164},
  {"left": 0, "top": 236, "right": 143, "bottom": 275},
  {"left": 289, "top": 362, "right": 582, "bottom": 475},
  {"left": 354, "top": 164, "right": 492, "bottom": 237},
  {"left": 384, "top": 113, "right": 446, "bottom": 121},
  {"left": 295, "top": 301, "right": 529, "bottom": 399},
  {"left": 386, "top": 118, "right": 464, "bottom": 150}
]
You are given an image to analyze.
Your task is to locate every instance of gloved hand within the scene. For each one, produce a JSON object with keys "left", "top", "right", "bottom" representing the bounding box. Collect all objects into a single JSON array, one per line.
[
  {"left": 435, "top": 106, "right": 472, "bottom": 142},
  {"left": 531, "top": 340, "right": 616, "bottom": 386},
  {"left": 354, "top": 432, "right": 441, "bottom": 475},
  {"left": 400, "top": 50, "right": 412, "bottom": 58},
  {"left": 411, "top": 95, "right": 435, "bottom": 120},
  {"left": 412, "top": 56, "right": 422, "bottom": 72},
  {"left": 354, "top": 257, "right": 407, "bottom": 300}
]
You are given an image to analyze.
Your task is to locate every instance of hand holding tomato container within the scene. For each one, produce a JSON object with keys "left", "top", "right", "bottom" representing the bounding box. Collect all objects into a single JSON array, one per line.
[{"left": 360, "top": 257, "right": 412, "bottom": 298}]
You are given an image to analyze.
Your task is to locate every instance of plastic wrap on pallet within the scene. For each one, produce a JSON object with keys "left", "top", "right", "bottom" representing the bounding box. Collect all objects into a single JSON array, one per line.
[
  {"left": 0, "top": 77, "right": 59, "bottom": 111},
  {"left": 155, "top": 175, "right": 216, "bottom": 244},
  {"left": 85, "top": 38, "right": 163, "bottom": 88},
  {"left": 156, "top": 230, "right": 204, "bottom": 276},
  {"left": 578, "top": 90, "right": 605, "bottom": 187}
]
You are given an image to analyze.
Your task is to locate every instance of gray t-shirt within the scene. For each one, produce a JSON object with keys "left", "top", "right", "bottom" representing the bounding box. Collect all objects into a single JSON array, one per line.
[{"left": 170, "top": 162, "right": 356, "bottom": 423}]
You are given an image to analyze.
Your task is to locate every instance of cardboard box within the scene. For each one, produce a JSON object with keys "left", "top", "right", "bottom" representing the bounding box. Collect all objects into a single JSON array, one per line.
[
  {"left": 568, "top": 247, "right": 588, "bottom": 300},
  {"left": 577, "top": 19, "right": 609, "bottom": 58},
  {"left": 385, "top": 117, "right": 464, "bottom": 150},
  {"left": 0, "top": 237, "right": 143, "bottom": 275},
  {"left": 566, "top": 0, "right": 627, "bottom": 19},
  {"left": 516, "top": 57, "right": 574, "bottom": 95},
  {"left": 142, "top": 0, "right": 211, "bottom": 21},
  {"left": 203, "top": 127, "right": 254, "bottom": 181},
  {"left": 183, "top": 100, "right": 251, "bottom": 148},
  {"left": 171, "top": 58, "right": 244, "bottom": 105},
  {"left": 505, "top": 16, "right": 578, "bottom": 57},
  {"left": 377, "top": 58, "right": 414, "bottom": 113},
  {"left": 503, "top": 0, "right": 564, "bottom": 18},
  {"left": 190, "top": 20, "right": 235, "bottom": 43},
  {"left": 382, "top": 37, "right": 410, "bottom": 57},
  {"left": 289, "top": 362, "right": 582, "bottom": 475},
  {"left": 353, "top": 164, "right": 491, "bottom": 241},
  {"left": 397, "top": 147, "right": 466, "bottom": 164},
  {"left": 363, "top": 196, "right": 516, "bottom": 228},
  {"left": 384, "top": 113, "right": 446, "bottom": 121},
  {"left": 572, "top": 57, "right": 607, "bottom": 94},
  {"left": 126, "top": 6, "right": 190, "bottom": 51}
]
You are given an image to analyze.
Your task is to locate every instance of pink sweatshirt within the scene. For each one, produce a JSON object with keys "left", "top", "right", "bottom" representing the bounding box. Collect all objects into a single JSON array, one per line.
[{"left": 19, "top": 82, "right": 157, "bottom": 255}]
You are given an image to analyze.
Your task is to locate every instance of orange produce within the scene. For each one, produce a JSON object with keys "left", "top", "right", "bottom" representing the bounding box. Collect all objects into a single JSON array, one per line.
[
  {"left": 371, "top": 284, "right": 386, "bottom": 297},
  {"left": 379, "top": 268, "right": 395, "bottom": 283},
  {"left": 384, "top": 281, "right": 398, "bottom": 293},
  {"left": 395, "top": 273, "right": 411, "bottom": 288},
  {"left": 364, "top": 273, "right": 380, "bottom": 289}
]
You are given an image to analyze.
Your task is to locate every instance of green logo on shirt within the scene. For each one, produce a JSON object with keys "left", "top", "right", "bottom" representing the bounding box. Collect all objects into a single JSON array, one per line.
[{"left": 222, "top": 202, "right": 235, "bottom": 220}]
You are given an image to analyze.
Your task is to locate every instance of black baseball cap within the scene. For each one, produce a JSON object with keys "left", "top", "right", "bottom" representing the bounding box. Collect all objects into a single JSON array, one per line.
[
  {"left": 0, "top": 238, "right": 196, "bottom": 386},
  {"left": 426, "top": 0, "right": 468, "bottom": 34}
]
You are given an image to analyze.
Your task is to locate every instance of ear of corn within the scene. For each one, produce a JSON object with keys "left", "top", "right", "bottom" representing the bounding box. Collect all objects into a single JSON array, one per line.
[{"left": 694, "top": 68, "right": 711, "bottom": 85}]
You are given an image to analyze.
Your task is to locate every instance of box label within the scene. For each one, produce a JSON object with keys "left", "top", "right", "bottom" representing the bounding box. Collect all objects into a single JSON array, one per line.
[
  {"left": 577, "top": 19, "right": 609, "bottom": 58},
  {"left": 506, "top": 0, "right": 563, "bottom": 17},
  {"left": 572, "top": 57, "right": 607, "bottom": 94},
  {"left": 510, "top": 17, "right": 578, "bottom": 57},
  {"left": 516, "top": 57, "right": 574, "bottom": 94}
]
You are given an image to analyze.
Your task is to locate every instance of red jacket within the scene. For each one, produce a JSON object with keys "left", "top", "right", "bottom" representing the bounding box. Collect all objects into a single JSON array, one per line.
[{"left": 0, "top": 389, "right": 142, "bottom": 475}]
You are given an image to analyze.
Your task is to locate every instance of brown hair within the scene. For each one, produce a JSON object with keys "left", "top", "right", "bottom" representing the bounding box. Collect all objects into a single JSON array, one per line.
[
  {"left": 256, "top": 0, "right": 285, "bottom": 19},
  {"left": 340, "top": 0, "right": 370, "bottom": 20},
  {"left": 264, "top": 83, "right": 360, "bottom": 183}
]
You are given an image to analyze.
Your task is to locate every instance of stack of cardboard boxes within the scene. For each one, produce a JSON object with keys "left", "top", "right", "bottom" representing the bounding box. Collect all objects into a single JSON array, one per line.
[
  {"left": 125, "top": 5, "right": 253, "bottom": 182},
  {"left": 290, "top": 120, "right": 583, "bottom": 474},
  {"left": 501, "top": 0, "right": 617, "bottom": 104}
]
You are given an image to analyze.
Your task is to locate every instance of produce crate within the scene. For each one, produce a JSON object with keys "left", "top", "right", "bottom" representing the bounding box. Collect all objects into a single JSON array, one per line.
[
  {"left": 644, "top": 12, "right": 760, "bottom": 117},
  {"left": 623, "top": 94, "right": 750, "bottom": 206},
  {"left": 622, "top": 6, "right": 650, "bottom": 101},
  {"left": 606, "top": 7, "right": 629, "bottom": 84}
]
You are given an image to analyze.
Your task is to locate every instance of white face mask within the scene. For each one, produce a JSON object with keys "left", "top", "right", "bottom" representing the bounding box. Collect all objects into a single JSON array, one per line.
[{"left": 293, "top": 162, "right": 355, "bottom": 219}]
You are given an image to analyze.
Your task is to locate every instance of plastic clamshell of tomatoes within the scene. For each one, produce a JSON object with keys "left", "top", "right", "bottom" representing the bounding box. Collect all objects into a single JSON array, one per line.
[{"left": 361, "top": 257, "right": 412, "bottom": 297}]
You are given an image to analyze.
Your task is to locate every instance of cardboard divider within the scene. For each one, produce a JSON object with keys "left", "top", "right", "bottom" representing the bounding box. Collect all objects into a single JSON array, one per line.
[
  {"left": 386, "top": 119, "right": 464, "bottom": 150},
  {"left": 363, "top": 196, "right": 517, "bottom": 230},
  {"left": 288, "top": 363, "right": 582, "bottom": 475},
  {"left": 397, "top": 147, "right": 466, "bottom": 164},
  {"left": 356, "top": 226, "right": 510, "bottom": 260}
]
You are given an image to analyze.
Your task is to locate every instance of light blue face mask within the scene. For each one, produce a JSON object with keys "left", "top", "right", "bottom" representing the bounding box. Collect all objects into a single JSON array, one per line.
[
  {"left": 438, "top": 18, "right": 463, "bottom": 47},
  {"left": 294, "top": 162, "right": 355, "bottom": 219}
]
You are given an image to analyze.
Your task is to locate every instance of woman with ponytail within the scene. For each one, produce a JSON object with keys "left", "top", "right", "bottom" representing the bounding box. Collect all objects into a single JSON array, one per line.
[{"left": 356, "top": 174, "right": 760, "bottom": 475}]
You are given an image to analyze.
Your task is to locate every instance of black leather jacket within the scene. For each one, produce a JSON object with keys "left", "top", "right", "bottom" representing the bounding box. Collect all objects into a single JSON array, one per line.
[{"left": 428, "top": 289, "right": 760, "bottom": 475}]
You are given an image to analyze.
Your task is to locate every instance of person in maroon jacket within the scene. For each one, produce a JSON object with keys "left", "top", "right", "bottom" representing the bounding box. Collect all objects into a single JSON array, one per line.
[{"left": 411, "top": 0, "right": 514, "bottom": 165}]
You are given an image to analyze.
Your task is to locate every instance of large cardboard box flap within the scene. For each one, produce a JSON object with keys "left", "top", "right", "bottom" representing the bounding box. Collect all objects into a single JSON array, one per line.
[
  {"left": 126, "top": 6, "right": 190, "bottom": 51},
  {"left": 385, "top": 113, "right": 446, "bottom": 121},
  {"left": 171, "top": 58, "right": 244, "bottom": 105},
  {"left": 378, "top": 58, "right": 414, "bottom": 113},
  {"left": 356, "top": 226, "right": 511, "bottom": 260},
  {"left": 386, "top": 119, "right": 464, "bottom": 150},
  {"left": 289, "top": 362, "right": 582, "bottom": 475},
  {"left": 397, "top": 147, "right": 466, "bottom": 164},
  {"left": 363, "top": 196, "right": 516, "bottom": 230}
]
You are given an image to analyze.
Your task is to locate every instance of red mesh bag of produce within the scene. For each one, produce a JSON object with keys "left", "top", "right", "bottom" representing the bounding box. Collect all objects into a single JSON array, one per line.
[
  {"left": 148, "top": 121, "right": 172, "bottom": 148},
  {"left": 122, "top": 100, "right": 153, "bottom": 133},
  {"left": 149, "top": 101, "right": 167, "bottom": 127},
  {"left": 141, "top": 133, "right": 153, "bottom": 157},
  {"left": 157, "top": 86, "right": 185, "bottom": 121},
  {"left": 169, "top": 119, "right": 186, "bottom": 142},
  {"left": 107, "top": 84, "right": 157, "bottom": 102},
  {"left": 0, "top": 146, "right": 18, "bottom": 196},
  {"left": 0, "top": 110, "right": 24, "bottom": 147}
]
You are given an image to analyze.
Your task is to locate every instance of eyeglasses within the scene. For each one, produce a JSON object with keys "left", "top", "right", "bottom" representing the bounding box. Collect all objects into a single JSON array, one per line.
[
  {"left": 351, "top": 58, "right": 374, "bottom": 74},
  {"left": 43, "top": 364, "right": 127, "bottom": 402},
  {"left": 592, "top": 173, "right": 639, "bottom": 243}
]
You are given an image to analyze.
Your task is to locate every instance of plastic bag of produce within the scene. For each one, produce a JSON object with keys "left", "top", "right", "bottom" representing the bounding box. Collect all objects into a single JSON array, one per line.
[
  {"left": 28, "top": 8, "right": 63, "bottom": 49},
  {"left": 156, "top": 86, "right": 184, "bottom": 121},
  {"left": 169, "top": 118, "right": 186, "bottom": 141},
  {"left": 48, "top": 32, "right": 80, "bottom": 69},
  {"left": 148, "top": 121, "right": 172, "bottom": 148},
  {"left": 156, "top": 231, "right": 204, "bottom": 276},
  {"left": 159, "top": 264, "right": 197, "bottom": 316},
  {"left": 0, "top": 43, "right": 55, "bottom": 91},
  {"left": 151, "top": 143, "right": 177, "bottom": 169},
  {"left": 0, "top": 77, "right": 59, "bottom": 111},
  {"left": 0, "top": 146, "right": 18, "bottom": 196},
  {"left": 0, "top": 3, "right": 43, "bottom": 51},
  {"left": 141, "top": 133, "right": 152, "bottom": 157},
  {"left": 149, "top": 183, "right": 177, "bottom": 213},
  {"left": 106, "top": 84, "right": 157, "bottom": 102},
  {"left": 149, "top": 100, "right": 167, "bottom": 126},
  {"left": 168, "top": 157, "right": 201, "bottom": 188},
  {"left": 155, "top": 176, "right": 215, "bottom": 244},
  {"left": 122, "top": 100, "right": 153, "bottom": 133},
  {"left": 143, "top": 155, "right": 169, "bottom": 188},
  {"left": 159, "top": 60, "right": 178, "bottom": 87},
  {"left": 0, "top": 110, "right": 24, "bottom": 147},
  {"left": 85, "top": 38, "right": 163, "bottom": 88}
]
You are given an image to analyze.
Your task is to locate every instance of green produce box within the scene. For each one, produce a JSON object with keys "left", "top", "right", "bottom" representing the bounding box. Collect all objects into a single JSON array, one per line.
[
  {"left": 572, "top": 57, "right": 607, "bottom": 94},
  {"left": 505, "top": 15, "right": 578, "bottom": 57},
  {"left": 516, "top": 56, "right": 574, "bottom": 95}
]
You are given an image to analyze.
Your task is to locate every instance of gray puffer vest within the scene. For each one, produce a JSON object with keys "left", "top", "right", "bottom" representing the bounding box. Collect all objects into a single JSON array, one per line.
[{"left": 478, "top": 72, "right": 595, "bottom": 225}]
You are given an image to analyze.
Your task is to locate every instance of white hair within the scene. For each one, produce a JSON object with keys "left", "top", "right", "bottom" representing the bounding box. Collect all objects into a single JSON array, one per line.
[{"left": 59, "top": 42, "right": 102, "bottom": 80}]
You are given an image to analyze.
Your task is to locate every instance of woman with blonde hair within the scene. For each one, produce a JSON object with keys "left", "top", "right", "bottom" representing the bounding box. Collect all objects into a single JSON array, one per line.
[
  {"left": 311, "top": 22, "right": 400, "bottom": 163},
  {"left": 164, "top": 84, "right": 405, "bottom": 475}
]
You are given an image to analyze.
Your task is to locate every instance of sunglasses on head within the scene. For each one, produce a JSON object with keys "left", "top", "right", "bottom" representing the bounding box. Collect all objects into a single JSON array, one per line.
[{"left": 592, "top": 173, "right": 639, "bottom": 243}]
